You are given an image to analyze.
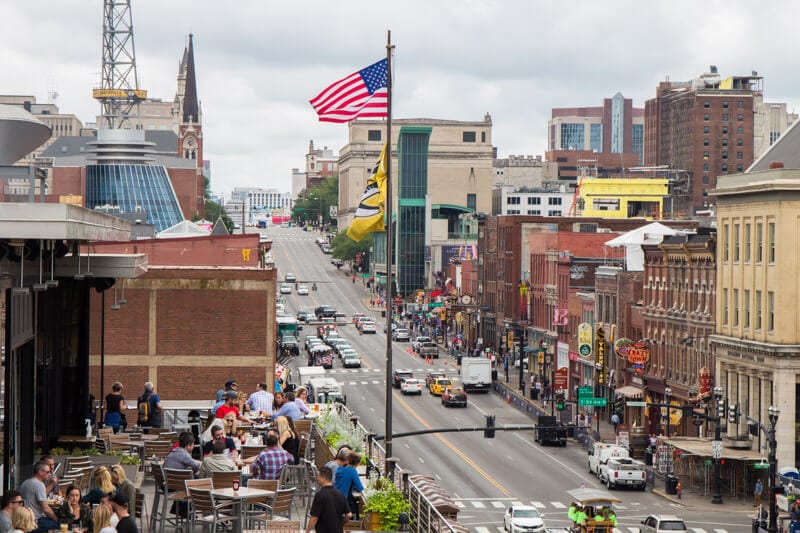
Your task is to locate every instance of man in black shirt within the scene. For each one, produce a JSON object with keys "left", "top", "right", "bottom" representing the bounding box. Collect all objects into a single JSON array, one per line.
[
  {"left": 306, "top": 466, "right": 350, "bottom": 533},
  {"left": 111, "top": 492, "right": 139, "bottom": 533}
]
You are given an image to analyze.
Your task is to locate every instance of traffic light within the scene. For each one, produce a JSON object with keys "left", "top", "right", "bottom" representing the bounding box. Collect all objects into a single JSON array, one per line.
[
  {"left": 728, "top": 404, "right": 739, "bottom": 424},
  {"left": 556, "top": 391, "right": 566, "bottom": 411},
  {"left": 484, "top": 414, "right": 496, "bottom": 438}
]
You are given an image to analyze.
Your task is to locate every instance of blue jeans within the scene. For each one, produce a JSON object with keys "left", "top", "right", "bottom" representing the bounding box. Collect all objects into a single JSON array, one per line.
[
  {"left": 104, "top": 411, "right": 121, "bottom": 432},
  {"left": 35, "top": 517, "right": 59, "bottom": 533}
]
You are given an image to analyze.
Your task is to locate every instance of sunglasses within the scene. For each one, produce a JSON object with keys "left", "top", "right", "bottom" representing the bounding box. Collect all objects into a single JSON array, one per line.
[{"left": 11, "top": 500, "right": 24, "bottom": 505}]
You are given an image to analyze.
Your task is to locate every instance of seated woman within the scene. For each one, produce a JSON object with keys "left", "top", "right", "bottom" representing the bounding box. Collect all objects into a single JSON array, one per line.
[
  {"left": 57, "top": 484, "right": 93, "bottom": 532},
  {"left": 82, "top": 467, "right": 116, "bottom": 505},
  {"left": 109, "top": 465, "right": 136, "bottom": 518},
  {"left": 275, "top": 416, "right": 299, "bottom": 464}
]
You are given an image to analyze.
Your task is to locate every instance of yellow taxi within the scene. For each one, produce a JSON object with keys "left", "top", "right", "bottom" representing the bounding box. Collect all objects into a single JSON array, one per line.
[{"left": 429, "top": 377, "right": 453, "bottom": 396}]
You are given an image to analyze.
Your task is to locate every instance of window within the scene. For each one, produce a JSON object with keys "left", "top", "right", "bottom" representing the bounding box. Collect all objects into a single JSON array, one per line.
[
  {"left": 722, "top": 113, "right": 729, "bottom": 122},
  {"left": 462, "top": 131, "right": 476, "bottom": 142},
  {"left": 704, "top": 126, "right": 710, "bottom": 134},
  {"left": 367, "top": 130, "right": 381, "bottom": 141},
  {"left": 590, "top": 123, "right": 602, "bottom": 152},
  {"left": 744, "top": 223, "right": 751, "bottom": 262},
  {"left": 722, "top": 289, "right": 729, "bottom": 326},
  {"left": 704, "top": 138, "right": 710, "bottom": 146},
  {"left": 547, "top": 210, "right": 562, "bottom": 216},
  {"left": 548, "top": 197, "right": 562, "bottom": 205},
  {"left": 738, "top": 100, "right": 744, "bottom": 108},
  {"left": 702, "top": 176, "right": 709, "bottom": 184},
  {"left": 737, "top": 164, "right": 743, "bottom": 171},
  {"left": 481, "top": 131, "right": 486, "bottom": 143},
  {"left": 704, "top": 113, "right": 710, "bottom": 121},
  {"left": 737, "top": 152, "right": 743, "bottom": 160},
  {"left": 737, "top": 114, "right": 744, "bottom": 121},
  {"left": 768, "top": 291, "right": 775, "bottom": 332},
  {"left": 734, "top": 223, "right": 740, "bottom": 261},
  {"left": 768, "top": 222, "right": 775, "bottom": 262},
  {"left": 560, "top": 123, "right": 585, "bottom": 150},
  {"left": 756, "top": 290, "right": 762, "bottom": 330},
  {"left": 722, "top": 151, "right": 728, "bottom": 159},
  {"left": 467, "top": 194, "right": 476, "bottom": 211},
  {"left": 723, "top": 100, "right": 729, "bottom": 108},
  {"left": 738, "top": 126, "right": 744, "bottom": 134},
  {"left": 703, "top": 100, "right": 710, "bottom": 108},
  {"left": 527, "top": 197, "right": 541, "bottom": 205},
  {"left": 703, "top": 151, "right": 710, "bottom": 159},
  {"left": 737, "top": 138, "right": 743, "bottom": 146},
  {"left": 722, "top": 139, "right": 728, "bottom": 146},
  {"left": 527, "top": 210, "right": 541, "bottom": 215},
  {"left": 507, "top": 209, "right": 520, "bottom": 214},
  {"left": 592, "top": 198, "right": 620, "bottom": 211},
  {"left": 733, "top": 289, "right": 739, "bottom": 327},
  {"left": 723, "top": 224, "right": 729, "bottom": 261},
  {"left": 703, "top": 163, "right": 709, "bottom": 172},
  {"left": 722, "top": 164, "right": 728, "bottom": 172},
  {"left": 744, "top": 289, "right": 751, "bottom": 328},
  {"left": 506, "top": 196, "right": 521, "bottom": 205},
  {"left": 722, "top": 126, "right": 728, "bottom": 134},
  {"left": 756, "top": 222, "right": 763, "bottom": 262}
]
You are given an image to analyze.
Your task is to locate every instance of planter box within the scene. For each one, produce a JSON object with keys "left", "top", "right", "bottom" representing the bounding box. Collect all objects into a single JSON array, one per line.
[{"left": 363, "top": 511, "right": 382, "bottom": 532}]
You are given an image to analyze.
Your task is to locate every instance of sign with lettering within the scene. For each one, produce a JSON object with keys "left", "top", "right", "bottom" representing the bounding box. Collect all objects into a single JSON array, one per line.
[
  {"left": 578, "top": 323, "right": 593, "bottom": 359},
  {"left": 596, "top": 327, "right": 606, "bottom": 384}
]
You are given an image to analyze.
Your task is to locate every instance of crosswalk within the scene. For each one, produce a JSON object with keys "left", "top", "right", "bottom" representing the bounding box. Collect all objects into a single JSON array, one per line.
[
  {"left": 454, "top": 498, "right": 652, "bottom": 511},
  {"left": 473, "top": 528, "right": 730, "bottom": 533},
  {"left": 327, "top": 367, "right": 456, "bottom": 375}
]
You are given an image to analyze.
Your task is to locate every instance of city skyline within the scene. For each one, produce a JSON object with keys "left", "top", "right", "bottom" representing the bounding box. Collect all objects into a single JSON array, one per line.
[{"left": 3, "top": 0, "right": 800, "bottom": 195}]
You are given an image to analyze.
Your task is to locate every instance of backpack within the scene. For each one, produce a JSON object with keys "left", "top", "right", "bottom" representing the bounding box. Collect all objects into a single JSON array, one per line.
[{"left": 137, "top": 392, "right": 154, "bottom": 426}]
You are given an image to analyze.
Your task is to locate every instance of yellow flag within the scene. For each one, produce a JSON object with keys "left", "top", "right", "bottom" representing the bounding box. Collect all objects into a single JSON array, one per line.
[{"left": 346, "top": 143, "right": 388, "bottom": 242}]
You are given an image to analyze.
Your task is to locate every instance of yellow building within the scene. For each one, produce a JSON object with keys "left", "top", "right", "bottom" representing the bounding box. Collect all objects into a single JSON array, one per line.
[
  {"left": 577, "top": 177, "right": 668, "bottom": 219},
  {"left": 711, "top": 167, "right": 800, "bottom": 468}
]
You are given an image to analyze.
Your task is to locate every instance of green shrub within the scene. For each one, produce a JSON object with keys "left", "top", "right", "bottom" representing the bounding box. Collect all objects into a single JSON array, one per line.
[{"left": 364, "top": 479, "right": 411, "bottom": 531}]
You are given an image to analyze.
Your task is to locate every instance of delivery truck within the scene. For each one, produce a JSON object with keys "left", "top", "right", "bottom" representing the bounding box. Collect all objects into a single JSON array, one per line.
[{"left": 460, "top": 357, "right": 492, "bottom": 392}]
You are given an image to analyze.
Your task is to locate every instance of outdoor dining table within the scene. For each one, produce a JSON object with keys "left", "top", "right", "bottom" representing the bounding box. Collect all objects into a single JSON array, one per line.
[{"left": 211, "top": 487, "right": 275, "bottom": 533}]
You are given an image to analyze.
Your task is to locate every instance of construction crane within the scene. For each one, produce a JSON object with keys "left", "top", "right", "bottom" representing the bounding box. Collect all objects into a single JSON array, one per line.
[
  {"left": 93, "top": 0, "right": 147, "bottom": 129},
  {"left": 567, "top": 159, "right": 598, "bottom": 216}
]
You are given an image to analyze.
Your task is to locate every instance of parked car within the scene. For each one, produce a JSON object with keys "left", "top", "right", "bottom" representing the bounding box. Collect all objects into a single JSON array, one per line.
[
  {"left": 392, "top": 370, "right": 414, "bottom": 389},
  {"left": 441, "top": 387, "right": 467, "bottom": 407},
  {"left": 342, "top": 352, "right": 362, "bottom": 368},
  {"left": 296, "top": 285, "right": 309, "bottom": 296},
  {"left": 599, "top": 457, "right": 647, "bottom": 490},
  {"left": 429, "top": 377, "right": 453, "bottom": 396},
  {"left": 279, "top": 283, "right": 292, "bottom": 294},
  {"left": 503, "top": 505, "right": 545, "bottom": 533},
  {"left": 400, "top": 378, "right": 423, "bottom": 395},
  {"left": 639, "top": 515, "right": 688, "bottom": 533},
  {"left": 284, "top": 273, "right": 297, "bottom": 283},
  {"left": 392, "top": 328, "right": 411, "bottom": 342},
  {"left": 360, "top": 321, "right": 377, "bottom": 333}
]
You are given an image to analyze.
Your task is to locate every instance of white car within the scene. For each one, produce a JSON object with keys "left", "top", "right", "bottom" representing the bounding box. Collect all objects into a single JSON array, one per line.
[
  {"left": 400, "top": 378, "right": 423, "bottom": 395},
  {"left": 639, "top": 515, "right": 688, "bottom": 533},
  {"left": 342, "top": 353, "right": 362, "bottom": 368},
  {"left": 360, "top": 322, "right": 377, "bottom": 334},
  {"left": 503, "top": 505, "right": 545, "bottom": 533},
  {"left": 296, "top": 285, "right": 309, "bottom": 295},
  {"left": 279, "top": 283, "right": 292, "bottom": 294},
  {"left": 392, "top": 328, "right": 411, "bottom": 342}
]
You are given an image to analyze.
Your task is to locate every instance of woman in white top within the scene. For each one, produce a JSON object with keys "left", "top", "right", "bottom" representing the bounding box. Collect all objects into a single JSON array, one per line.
[{"left": 93, "top": 503, "right": 116, "bottom": 533}]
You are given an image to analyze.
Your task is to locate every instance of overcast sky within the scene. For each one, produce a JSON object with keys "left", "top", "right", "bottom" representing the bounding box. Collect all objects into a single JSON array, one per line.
[{"left": 3, "top": 1, "right": 799, "bottom": 197}]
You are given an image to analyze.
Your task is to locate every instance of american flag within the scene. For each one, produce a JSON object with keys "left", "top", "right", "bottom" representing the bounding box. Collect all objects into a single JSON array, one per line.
[{"left": 309, "top": 59, "right": 388, "bottom": 123}]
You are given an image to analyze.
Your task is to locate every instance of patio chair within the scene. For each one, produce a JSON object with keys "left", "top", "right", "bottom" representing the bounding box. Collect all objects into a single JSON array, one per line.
[
  {"left": 211, "top": 470, "right": 242, "bottom": 488},
  {"left": 143, "top": 441, "right": 171, "bottom": 476},
  {"left": 241, "top": 445, "right": 265, "bottom": 460},
  {"left": 149, "top": 464, "right": 167, "bottom": 533},
  {"left": 267, "top": 488, "right": 296, "bottom": 521},
  {"left": 242, "top": 479, "right": 278, "bottom": 526},
  {"left": 94, "top": 438, "right": 108, "bottom": 454},
  {"left": 186, "top": 487, "right": 240, "bottom": 533},
  {"left": 160, "top": 468, "right": 194, "bottom": 533},
  {"left": 109, "top": 433, "right": 134, "bottom": 452},
  {"left": 65, "top": 456, "right": 92, "bottom": 474},
  {"left": 98, "top": 427, "right": 114, "bottom": 443},
  {"left": 343, "top": 519, "right": 364, "bottom": 531},
  {"left": 133, "top": 490, "right": 147, "bottom": 533}
]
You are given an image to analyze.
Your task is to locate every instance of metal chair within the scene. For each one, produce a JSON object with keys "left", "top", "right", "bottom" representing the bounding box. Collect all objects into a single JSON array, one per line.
[
  {"left": 73, "top": 467, "right": 94, "bottom": 493},
  {"left": 279, "top": 463, "right": 308, "bottom": 509},
  {"left": 160, "top": 468, "right": 194, "bottom": 533},
  {"left": 159, "top": 432, "right": 179, "bottom": 446},
  {"left": 211, "top": 470, "right": 241, "bottom": 488},
  {"left": 98, "top": 427, "right": 114, "bottom": 443},
  {"left": 344, "top": 519, "right": 364, "bottom": 531},
  {"left": 65, "top": 456, "right": 92, "bottom": 474},
  {"left": 143, "top": 441, "right": 171, "bottom": 476},
  {"left": 186, "top": 487, "right": 240, "bottom": 533},
  {"left": 241, "top": 445, "right": 265, "bottom": 460},
  {"left": 267, "top": 488, "right": 296, "bottom": 521},
  {"left": 247, "top": 520, "right": 302, "bottom": 533},
  {"left": 149, "top": 464, "right": 167, "bottom": 533},
  {"left": 94, "top": 438, "right": 108, "bottom": 454},
  {"left": 109, "top": 433, "right": 134, "bottom": 452},
  {"left": 297, "top": 434, "right": 309, "bottom": 462},
  {"left": 242, "top": 479, "right": 278, "bottom": 525},
  {"left": 134, "top": 490, "right": 147, "bottom": 533},
  {"left": 293, "top": 420, "right": 312, "bottom": 436}
]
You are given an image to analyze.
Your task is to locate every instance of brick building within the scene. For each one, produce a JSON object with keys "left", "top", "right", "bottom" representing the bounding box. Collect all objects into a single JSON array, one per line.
[
  {"left": 644, "top": 71, "right": 761, "bottom": 216},
  {"left": 88, "top": 234, "right": 277, "bottom": 401}
]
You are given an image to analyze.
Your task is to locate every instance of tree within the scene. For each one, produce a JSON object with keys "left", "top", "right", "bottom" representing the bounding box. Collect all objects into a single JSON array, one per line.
[
  {"left": 331, "top": 230, "right": 372, "bottom": 261},
  {"left": 291, "top": 177, "right": 338, "bottom": 226},
  {"left": 198, "top": 175, "right": 235, "bottom": 232}
]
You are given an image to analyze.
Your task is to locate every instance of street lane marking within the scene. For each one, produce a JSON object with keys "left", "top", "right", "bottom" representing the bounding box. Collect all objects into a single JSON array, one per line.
[
  {"left": 692, "top": 529, "right": 708, "bottom": 533},
  {"left": 530, "top": 501, "right": 545, "bottom": 508},
  {"left": 474, "top": 527, "right": 490, "bottom": 533},
  {"left": 512, "top": 501, "right": 523, "bottom": 506},
  {"left": 550, "top": 501, "right": 566, "bottom": 508},
  {"left": 471, "top": 501, "right": 485, "bottom": 508},
  {"left": 511, "top": 433, "right": 593, "bottom": 484},
  {"left": 491, "top": 501, "right": 505, "bottom": 508},
  {"left": 418, "top": 457, "right": 425, "bottom": 464},
  {"left": 455, "top": 501, "right": 465, "bottom": 508},
  {"left": 395, "top": 394, "right": 512, "bottom": 497}
]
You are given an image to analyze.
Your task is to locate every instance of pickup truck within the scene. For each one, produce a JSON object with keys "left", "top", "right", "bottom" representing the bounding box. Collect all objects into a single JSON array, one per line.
[
  {"left": 599, "top": 457, "right": 647, "bottom": 490},
  {"left": 588, "top": 443, "right": 630, "bottom": 477},
  {"left": 412, "top": 336, "right": 432, "bottom": 352},
  {"left": 534, "top": 415, "right": 567, "bottom": 446},
  {"left": 418, "top": 342, "right": 439, "bottom": 359}
]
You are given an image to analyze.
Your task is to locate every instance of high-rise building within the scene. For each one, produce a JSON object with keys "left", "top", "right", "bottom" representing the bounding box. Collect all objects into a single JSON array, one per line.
[
  {"left": 231, "top": 187, "right": 294, "bottom": 224},
  {"left": 546, "top": 93, "right": 644, "bottom": 182},
  {"left": 753, "top": 100, "right": 797, "bottom": 159},
  {"left": 644, "top": 69, "right": 761, "bottom": 216}
]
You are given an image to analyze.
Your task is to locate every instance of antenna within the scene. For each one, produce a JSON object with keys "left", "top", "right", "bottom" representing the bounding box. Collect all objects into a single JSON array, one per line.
[{"left": 93, "top": 0, "right": 147, "bottom": 129}]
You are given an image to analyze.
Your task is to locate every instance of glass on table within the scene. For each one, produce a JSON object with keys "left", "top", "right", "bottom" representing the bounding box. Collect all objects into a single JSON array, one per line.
[{"left": 232, "top": 479, "right": 240, "bottom": 492}]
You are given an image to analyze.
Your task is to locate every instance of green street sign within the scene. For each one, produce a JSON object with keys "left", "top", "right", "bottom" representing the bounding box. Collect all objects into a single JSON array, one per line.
[
  {"left": 577, "top": 386, "right": 593, "bottom": 398},
  {"left": 626, "top": 401, "right": 647, "bottom": 407},
  {"left": 753, "top": 463, "right": 770, "bottom": 470},
  {"left": 579, "top": 397, "right": 608, "bottom": 407},
  {"left": 705, "top": 459, "right": 712, "bottom": 466}
]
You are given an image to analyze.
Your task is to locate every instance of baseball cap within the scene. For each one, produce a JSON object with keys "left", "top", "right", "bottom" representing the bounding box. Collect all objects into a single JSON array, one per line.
[
  {"left": 110, "top": 491, "right": 129, "bottom": 506},
  {"left": 225, "top": 380, "right": 238, "bottom": 388}
]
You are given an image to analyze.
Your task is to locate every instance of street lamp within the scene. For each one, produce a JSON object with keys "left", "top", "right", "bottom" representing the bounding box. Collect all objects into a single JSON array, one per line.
[
  {"left": 518, "top": 326, "right": 526, "bottom": 395},
  {"left": 767, "top": 405, "right": 780, "bottom": 533},
  {"left": 712, "top": 385, "right": 724, "bottom": 504},
  {"left": 664, "top": 386, "right": 672, "bottom": 438}
]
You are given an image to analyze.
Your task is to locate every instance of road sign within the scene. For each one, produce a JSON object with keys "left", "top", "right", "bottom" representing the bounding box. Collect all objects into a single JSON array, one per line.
[
  {"left": 626, "top": 401, "right": 647, "bottom": 407},
  {"left": 577, "top": 386, "right": 593, "bottom": 398},
  {"left": 579, "top": 344, "right": 592, "bottom": 356},
  {"left": 579, "top": 397, "right": 608, "bottom": 407},
  {"left": 754, "top": 462, "right": 770, "bottom": 470},
  {"left": 711, "top": 440, "right": 722, "bottom": 459}
]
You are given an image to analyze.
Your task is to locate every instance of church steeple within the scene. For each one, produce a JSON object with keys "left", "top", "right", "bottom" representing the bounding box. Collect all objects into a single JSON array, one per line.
[{"left": 182, "top": 34, "right": 199, "bottom": 124}]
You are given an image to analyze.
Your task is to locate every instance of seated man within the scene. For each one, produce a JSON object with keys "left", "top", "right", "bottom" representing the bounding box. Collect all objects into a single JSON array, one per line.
[
  {"left": 215, "top": 391, "right": 254, "bottom": 424},
  {"left": 199, "top": 440, "right": 238, "bottom": 478},
  {"left": 249, "top": 433, "right": 294, "bottom": 480},
  {"left": 19, "top": 460, "right": 60, "bottom": 533},
  {"left": 163, "top": 432, "right": 201, "bottom": 474},
  {"left": 202, "top": 425, "right": 239, "bottom": 462},
  {"left": 273, "top": 392, "right": 302, "bottom": 421}
]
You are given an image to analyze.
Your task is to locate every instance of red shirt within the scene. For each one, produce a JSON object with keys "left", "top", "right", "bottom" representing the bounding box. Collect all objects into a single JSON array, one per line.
[{"left": 216, "top": 405, "right": 240, "bottom": 419}]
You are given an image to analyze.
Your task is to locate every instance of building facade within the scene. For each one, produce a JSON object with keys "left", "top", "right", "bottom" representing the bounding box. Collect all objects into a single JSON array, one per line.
[
  {"left": 493, "top": 155, "right": 543, "bottom": 188},
  {"left": 491, "top": 183, "right": 574, "bottom": 216},
  {"left": 577, "top": 177, "right": 669, "bottom": 219},
  {"left": 753, "top": 100, "right": 798, "bottom": 159},
  {"left": 712, "top": 167, "right": 800, "bottom": 467}
]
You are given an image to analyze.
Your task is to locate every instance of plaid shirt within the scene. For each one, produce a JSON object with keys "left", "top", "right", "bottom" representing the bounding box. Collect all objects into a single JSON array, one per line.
[
  {"left": 250, "top": 446, "right": 294, "bottom": 480},
  {"left": 246, "top": 390, "right": 274, "bottom": 415}
]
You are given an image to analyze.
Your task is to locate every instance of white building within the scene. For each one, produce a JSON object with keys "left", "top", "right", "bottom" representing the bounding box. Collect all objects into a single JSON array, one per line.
[
  {"left": 231, "top": 187, "right": 294, "bottom": 224},
  {"left": 491, "top": 183, "right": 575, "bottom": 216}
]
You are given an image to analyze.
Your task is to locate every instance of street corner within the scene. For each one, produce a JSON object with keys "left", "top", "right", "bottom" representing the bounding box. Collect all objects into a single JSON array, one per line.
[{"left": 651, "top": 488, "right": 687, "bottom": 507}]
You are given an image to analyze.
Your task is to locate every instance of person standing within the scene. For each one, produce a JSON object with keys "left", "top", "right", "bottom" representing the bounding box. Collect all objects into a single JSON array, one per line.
[
  {"left": 611, "top": 412, "right": 620, "bottom": 435},
  {"left": 0, "top": 491, "right": 23, "bottom": 533},
  {"left": 306, "top": 466, "right": 350, "bottom": 533},
  {"left": 216, "top": 380, "right": 239, "bottom": 403},
  {"left": 754, "top": 478, "right": 764, "bottom": 507},
  {"left": 19, "top": 461, "right": 59, "bottom": 533},
  {"left": 136, "top": 382, "right": 163, "bottom": 429},
  {"left": 334, "top": 452, "right": 364, "bottom": 519},
  {"left": 104, "top": 382, "right": 128, "bottom": 433}
]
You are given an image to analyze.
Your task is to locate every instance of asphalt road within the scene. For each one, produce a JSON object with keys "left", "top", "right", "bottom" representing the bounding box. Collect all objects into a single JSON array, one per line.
[{"left": 266, "top": 225, "right": 751, "bottom": 533}]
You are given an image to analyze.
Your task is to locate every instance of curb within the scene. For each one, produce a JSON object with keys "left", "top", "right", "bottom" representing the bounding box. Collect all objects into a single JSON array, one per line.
[{"left": 651, "top": 489, "right": 687, "bottom": 507}]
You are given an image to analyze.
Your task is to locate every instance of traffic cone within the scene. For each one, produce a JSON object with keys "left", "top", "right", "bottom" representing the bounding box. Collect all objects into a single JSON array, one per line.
[{"left": 506, "top": 393, "right": 511, "bottom": 404}]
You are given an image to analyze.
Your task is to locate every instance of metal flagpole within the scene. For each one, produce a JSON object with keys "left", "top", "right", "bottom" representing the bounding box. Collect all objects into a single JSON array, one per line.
[{"left": 384, "top": 30, "right": 395, "bottom": 475}]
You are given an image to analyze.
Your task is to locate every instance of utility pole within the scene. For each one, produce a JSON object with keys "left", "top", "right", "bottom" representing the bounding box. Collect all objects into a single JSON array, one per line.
[
  {"left": 712, "top": 386, "right": 724, "bottom": 504},
  {"left": 747, "top": 406, "right": 780, "bottom": 533}
]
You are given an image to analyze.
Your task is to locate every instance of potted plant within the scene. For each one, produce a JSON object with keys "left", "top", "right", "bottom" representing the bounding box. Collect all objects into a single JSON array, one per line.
[{"left": 363, "top": 478, "right": 411, "bottom": 531}]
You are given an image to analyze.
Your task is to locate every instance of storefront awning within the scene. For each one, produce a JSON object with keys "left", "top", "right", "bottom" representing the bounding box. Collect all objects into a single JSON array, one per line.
[
  {"left": 664, "top": 437, "right": 765, "bottom": 461},
  {"left": 615, "top": 385, "right": 644, "bottom": 399}
]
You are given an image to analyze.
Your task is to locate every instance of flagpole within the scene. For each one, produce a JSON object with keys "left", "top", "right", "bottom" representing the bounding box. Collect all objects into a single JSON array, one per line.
[{"left": 383, "top": 29, "right": 394, "bottom": 476}]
